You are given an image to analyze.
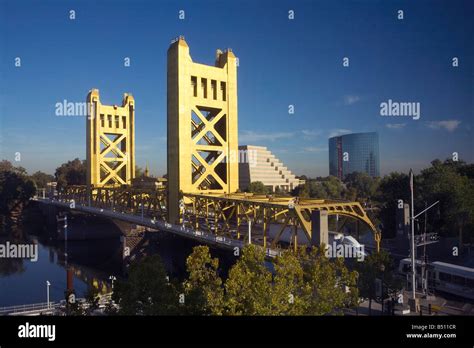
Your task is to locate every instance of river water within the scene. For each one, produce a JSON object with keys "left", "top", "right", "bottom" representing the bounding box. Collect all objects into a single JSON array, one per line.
[{"left": 0, "top": 206, "right": 226, "bottom": 307}]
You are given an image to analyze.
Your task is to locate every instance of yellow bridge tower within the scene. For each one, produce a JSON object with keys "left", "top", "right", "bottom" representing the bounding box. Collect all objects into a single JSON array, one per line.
[
  {"left": 167, "top": 36, "right": 239, "bottom": 223},
  {"left": 86, "top": 89, "right": 136, "bottom": 189}
]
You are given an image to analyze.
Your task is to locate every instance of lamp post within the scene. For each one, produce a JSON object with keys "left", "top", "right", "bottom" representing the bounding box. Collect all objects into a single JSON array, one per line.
[
  {"left": 109, "top": 275, "right": 116, "bottom": 290},
  {"left": 46, "top": 280, "right": 51, "bottom": 309},
  {"left": 248, "top": 219, "right": 252, "bottom": 245}
]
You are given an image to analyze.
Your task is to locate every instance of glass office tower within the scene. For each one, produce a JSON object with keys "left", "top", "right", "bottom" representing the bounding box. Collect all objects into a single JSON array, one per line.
[{"left": 328, "top": 132, "right": 380, "bottom": 179}]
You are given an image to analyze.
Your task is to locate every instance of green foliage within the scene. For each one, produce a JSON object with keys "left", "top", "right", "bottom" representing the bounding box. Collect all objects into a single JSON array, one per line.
[
  {"left": 344, "top": 172, "right": 380, "bottom": 202},
  {"left": 0, "top": 160, "right": 27, "bottom": 175},
  {"left": 0, "top": 162, "right": 36, "bottom": 215},
  {"left": 418, "top": 159, "right": 474, "bottom": 242},
  {"left": 297, "top": 247, "right": 359, "bottom": 315},
  {"left": 184, "top": 246, "right": 224, "bottom": 315},
  {"left": 112, "top": 255, "right": 179, "bottom": 315},
  {"left": 247, "top": 181, "right": 270, "bottom": 194},
  {"left": 373, "top": 159, "right": 474, "bottom": 242},
  {"left": 356, "top": 250, "right": 402, "bottom": 314},
  {"left": 225, "top": 244, "right": 274, "bottom": 315},
  {"left": 295, "top": 176, "right": 345, "bottom": 200},
  {"left": 272, "top": 250, "right": 306, "bottom": 315},
  {"left": 185, "top": 245, "right": 358, "bottom": 316},
  {"left": 54, "top": 158, "right": 86, "bottom": 189},
  {"left": 30, "top": 171, "right": 54, "bottom": 189},
  {"left": 375, "top": 172, "right": 410, "bottom": 238}
]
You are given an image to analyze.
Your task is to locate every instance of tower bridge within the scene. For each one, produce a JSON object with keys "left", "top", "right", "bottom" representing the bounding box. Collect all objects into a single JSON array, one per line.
[{"left": 35, "top": 36, "right": 381, "bottom": 253}]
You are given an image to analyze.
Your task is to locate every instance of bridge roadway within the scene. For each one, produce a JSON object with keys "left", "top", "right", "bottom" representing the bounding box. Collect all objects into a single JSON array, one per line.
[
  {"left": 33, "top": 197, "right": 282, "bottom": 258},
  {"left": 0, "top": 302, "right": 60, "bottom": 316}
]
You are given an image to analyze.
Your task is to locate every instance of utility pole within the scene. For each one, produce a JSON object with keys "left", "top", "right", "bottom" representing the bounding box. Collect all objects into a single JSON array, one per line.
[
  {"left": 410, "top": 169, "right": 416, "bottom": 303},
  {"left": 423, "top": 201, "right": 427, "bottom": 295},
  {"left": 408, "top": 170, "right": 439, "bottom": 312}
]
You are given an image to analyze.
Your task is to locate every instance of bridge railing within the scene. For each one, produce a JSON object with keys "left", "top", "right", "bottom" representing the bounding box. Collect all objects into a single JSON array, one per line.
[
  {"left": 59, "top": 185, "right": 168, "bottom": 220},
  {"left": 0, "top": 302, "right": 60, "bottom": 315},
  {"left": 48, "top": 185, "right": 381, "bottom": 251}
]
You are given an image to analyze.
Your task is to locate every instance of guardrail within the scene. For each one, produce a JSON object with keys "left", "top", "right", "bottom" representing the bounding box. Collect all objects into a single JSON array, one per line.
[{"left": 0, "top": 302, "right": 60, "bottom": 315}]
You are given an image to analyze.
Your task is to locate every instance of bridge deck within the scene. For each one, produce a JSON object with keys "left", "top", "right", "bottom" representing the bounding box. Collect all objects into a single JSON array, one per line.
[{"left": 33, "top": 197, "right": 282, "bottom": 258}]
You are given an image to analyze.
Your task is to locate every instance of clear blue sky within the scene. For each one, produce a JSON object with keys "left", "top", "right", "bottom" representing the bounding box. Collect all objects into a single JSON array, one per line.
[{"left": 0, "top": 0, "right": 472, "bottom": 177}]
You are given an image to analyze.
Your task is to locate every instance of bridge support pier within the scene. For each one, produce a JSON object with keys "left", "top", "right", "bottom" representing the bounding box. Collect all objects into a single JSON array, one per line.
[{"left": 311, "top": 210, "right": 329, "bottom": 247}]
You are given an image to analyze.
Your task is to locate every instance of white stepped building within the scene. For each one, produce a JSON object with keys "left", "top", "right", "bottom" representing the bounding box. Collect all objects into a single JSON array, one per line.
[{"left": 238, "top": 145, "right": 305, "bottom": 193}]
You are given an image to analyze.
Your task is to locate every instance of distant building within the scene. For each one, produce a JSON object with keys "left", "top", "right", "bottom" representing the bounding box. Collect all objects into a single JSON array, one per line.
[
  {"left": 131, "top": 165, "right": 166, "bottom": 189},
  {"left": 46, "top": 181, "right": 58, "bottom": 197},
  {"left": 328, "top": 132, "right": 380, "bottom": 179},
  {"left": 238, "top": 145, "right": 304, "bottom": 193}
]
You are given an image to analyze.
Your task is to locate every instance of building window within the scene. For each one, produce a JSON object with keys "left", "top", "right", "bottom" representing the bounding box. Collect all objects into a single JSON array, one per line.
[
  {"left": 100, "top": 114, "right": 105, "bottom": 128},
  {"left": 201, "top": 78, "right": 208, "bottom": 98},
  {"left": 220, "top": 81, "right": 226, "bottom": 101},
  {"left": 191, "top": 76, "right": 197, "bottom": 97},
  {"left": 211, "top": 80, "right": 217, "bottom": 100}
]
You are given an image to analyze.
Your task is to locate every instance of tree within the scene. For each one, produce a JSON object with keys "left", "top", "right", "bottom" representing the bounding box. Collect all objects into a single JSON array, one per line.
[
  {"left": 30, "top": 171, "right": 54, "bottom": 188},
  {"left": 297, "top": 246, "right": 358, "bottom": 315},
  {"left": 0, "top": 160, "right": 27, "bottom": 175},
  {"left": 322, "top": 176, "right": 345, "bottom": 199},
  {"left": 344, "top": 172, "right": 380, "bottom": 202},
  {"left": 55, "top": 158, "right": 86, "bottom": 189},
  {"left": 272, "top": 250, "right": 306, "bottom": 315},
  {"left": 247, "top": 181, "right": 269, "bottom": 194},
  {"left": 225, "top": 244, "right": 273, "bottom": 315},
  {"left": 112, "top": 255, "right": 179, "bottom": 315},
  {"left": 184, "top": 246, "right": 224, "bottom": 315},
  {"left": 418, "top": 159, "right": 474, "bottom": 244},
  {"left": 307, "top": 180, "right": 328, "bottom": 199},
  {"left": 294, "top": 176, "right": 346, "bottom": 200},
  {"left": 356, "top": 250, "right": 401, "bottom": 315},
  {"left": 0, "top": 170, "right": 36, "bottom": 215},
  {"left": 135, "top": 165, "right": 144, "bottom": 178},
  {"left": 375, "top": 172, "right": 410, "bottom": 238},
  {"left": 224, "top": 245, "right": 357, "bottom": 315}
]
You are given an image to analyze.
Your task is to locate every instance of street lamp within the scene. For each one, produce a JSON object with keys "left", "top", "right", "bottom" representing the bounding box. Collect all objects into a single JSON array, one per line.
[
  {"left": 109, "top": 275, "right": 116, "bottom": 290},
  {"left": 46, "top": 280, "right": 51, "bottom": 309}
]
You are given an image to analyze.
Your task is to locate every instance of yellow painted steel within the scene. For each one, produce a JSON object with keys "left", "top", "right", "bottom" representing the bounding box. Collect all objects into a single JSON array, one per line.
[
  {"left": 61, "top": 186, "right": 381, "bottom": 251},
  {"left": 167, "top": 36, "right": 239, "bottom": 223},
  {"left": 86, "top": 89, "right": 135, "bottom": 188},
  {"left": 77, "top": 38, "right": 382, "bottom": 252},
  {"left": 183, "top": 192, "right": 381, "bottom": 251}
]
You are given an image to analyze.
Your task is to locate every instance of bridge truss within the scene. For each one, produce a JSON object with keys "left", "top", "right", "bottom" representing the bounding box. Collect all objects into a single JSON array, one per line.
[{"left": 59, "top": 186, "right": 381, "bottom": 251}]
